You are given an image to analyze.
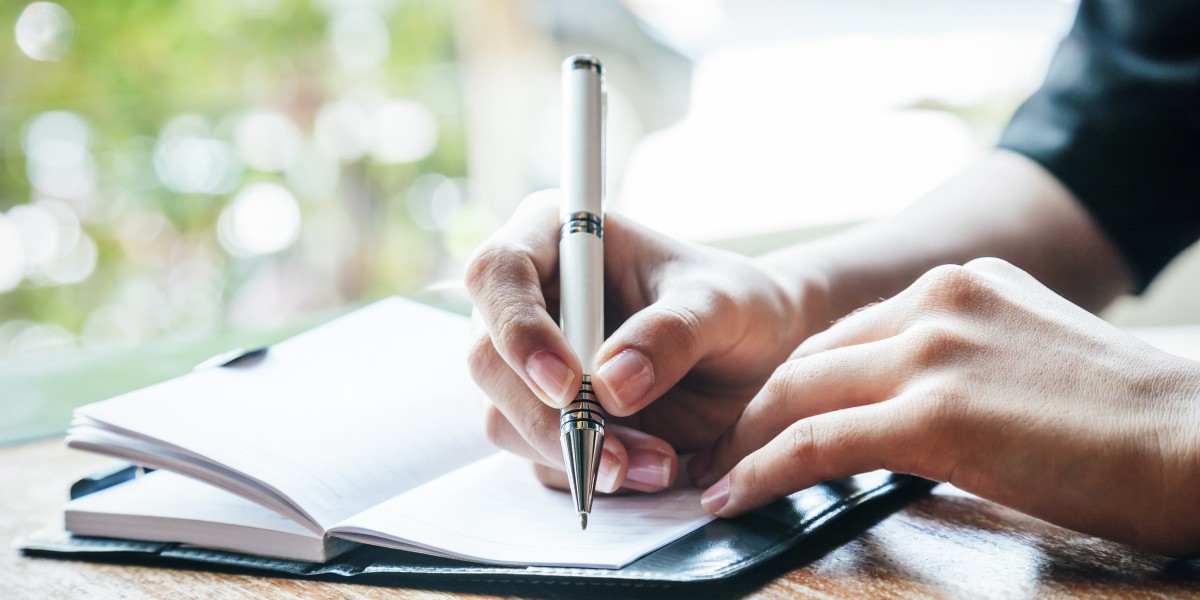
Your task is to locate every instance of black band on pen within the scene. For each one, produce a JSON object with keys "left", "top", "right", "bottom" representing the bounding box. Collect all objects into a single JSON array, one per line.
[
  {"left": 565, "top": 55, "right": 603, "bottom": 76},
  {"left": 560, "top": 376, "right": 605, "bottom": 434},
  {"left": 560, "top": 211, "right": 603, "bottom": 239}
]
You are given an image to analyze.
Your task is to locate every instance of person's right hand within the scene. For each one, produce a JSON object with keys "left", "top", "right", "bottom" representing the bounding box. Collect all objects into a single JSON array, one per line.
[{"left": 465, "top": 190, "right": 822, "bottom": 494}]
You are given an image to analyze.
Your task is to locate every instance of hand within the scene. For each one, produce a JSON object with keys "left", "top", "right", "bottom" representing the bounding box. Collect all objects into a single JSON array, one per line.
[
  {"left": 465, "top": 190, "right": 821, "bottom": 494},
  {"left": 691, "top": 257, "right": 1200, "bottom": 555}
]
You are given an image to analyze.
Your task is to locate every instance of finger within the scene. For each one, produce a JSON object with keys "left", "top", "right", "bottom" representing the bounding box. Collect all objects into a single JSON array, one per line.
[
  {"left": 470, "top": 329, "right": 595, "bottom": 465},
  {"left": 465, "top": 190, "right": 580, "bottom": 408},
  {"left": 791, "top": 263, "right": 988, "bottom": 360},
  {"left": 701, "top": 400, "right": 926, "bottom": 518},
  {"left": 690, "top": 336, "right": 911, "bottom": 486},
  {"left": 790, "top": 297, "right": 907, "bottom": 360},
  {"left": 481, "top": 401, "right": 554, "bottom": 466},
  {"left": 591, "top": 285, "right": 746, "bottom": 417},
  {"left": 473, "top": 332, "right": 634, "bottom": 493},
  {"left": 607, "top": 424, "right": 678, "bottom": 493},
  {"left": 486, "top": 395, "right": 678, "bottom": 494},
  {"left": 534, "top": 463, "right": 571, "bottom": 491},
  {"left": 483, "top": 400, "right": 629, "bottom": 494},
  {"left": 531, "top": 424, "right": 679, "bottom": 494},
  {"left": 472, "top": 331, "right": 631, "bottom": 492}
]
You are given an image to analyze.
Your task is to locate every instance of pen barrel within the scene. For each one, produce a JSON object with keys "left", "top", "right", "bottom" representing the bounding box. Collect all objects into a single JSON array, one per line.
[
  {"left": 559, "top": 229, "right": 603, "bottom": 372},
  {"left": 559, "top": 54, "right": 606, "bottom": 373},
  {"left": 561, "top": 55, "right": 605, "bottom": 218}
]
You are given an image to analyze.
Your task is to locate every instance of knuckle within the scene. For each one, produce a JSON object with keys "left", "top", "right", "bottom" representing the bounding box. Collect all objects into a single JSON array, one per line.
[
  {"left": 906, "top": 323, "right": 983, "bottom": 367},
  {"left": 762, "top": 360, "right": 801, "bottom": 404},
  {"left": 964, "top": 256, "right": 1015, "bottom": 275},
  {"left": 914, "top": 379, "right": 967, "bottom": 428},
  {"left": 465, "top": 250, "right": 552, "bottom": 353},
  {"left": 764, "top": 353, "right": 841, "bottom": 405},
  {"left": 914, "top": 264, "right": 996, "bottom": 312},
  {"left": 464, "top": 243, "right": 508, "bottom": 294},
  {"left": 784, "top": 419, "right": 821, "bottom": 466},
  {"left": 492, "top": 305, "right": 547, "bottom": 352},
  {"left": 741, "top": 451, "right": 766, "bottom": 494},
  {"left": 466, "top": 244, "right": 540, "bottom": 307},
  {"left": 649, "top": 303, "right": 706, "bottom": 359},
  {"left": 914, "top": 264, "right": 963, "bottom": 290}
]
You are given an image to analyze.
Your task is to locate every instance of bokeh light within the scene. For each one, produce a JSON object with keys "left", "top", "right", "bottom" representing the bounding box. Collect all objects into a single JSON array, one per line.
[
  {"left": 23, "top": 111, "right": 96, "bottom": 199},
  {"left": 2, "top": 0, "right": 476, "bottom": 364},
  {"left": 7, "top": 203, "right": 61, "bottom": 268},
  {"left": 154, "top": 116, "right": 243, "bottom": 195},
  {"left": 234, "top": 111, "right": 302, "bottom": 173},
  {"left": 39, "top": 231, "right": 97, "bottom": 285},
  {"left": 314, "top": 100, "right": 373, "bottom": 161},
  {"left": 371, "top": 100, "right": 439, "bottom": 164},
  {"left": 6, "top": 321, "right": 74, "bottom": 356},
  {"left": 218, "top": 182, "right": 302, "bottom": 257},
  {"left": 8, "top": 199, "right": 89, "bottom": 286},
  {"left": 14, "top": 2, "right": 75, "bottom": 61},
  {"left": 285, "top": 144, "right": 341, "bottom": 200},
  {"left": 406, "top": 173, "right": 460, "bottom": 232},
  {"left": 330, "top": 8, "right": 390, "bottom": 70}
]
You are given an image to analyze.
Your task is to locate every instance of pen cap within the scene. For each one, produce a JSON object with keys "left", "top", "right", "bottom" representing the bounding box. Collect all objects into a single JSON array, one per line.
[{"left": 561, "top": 55, "right": 605, "bottom": 217}]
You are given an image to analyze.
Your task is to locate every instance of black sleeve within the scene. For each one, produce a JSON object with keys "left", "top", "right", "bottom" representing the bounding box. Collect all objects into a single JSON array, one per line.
[{"left": 997, "top": 0, "right": 1200, "bottom": 291}]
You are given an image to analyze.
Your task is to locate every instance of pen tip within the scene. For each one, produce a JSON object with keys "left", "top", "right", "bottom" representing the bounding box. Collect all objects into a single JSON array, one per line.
[{"left": 580, "top": 513, "right": 588, "bottom": 530}]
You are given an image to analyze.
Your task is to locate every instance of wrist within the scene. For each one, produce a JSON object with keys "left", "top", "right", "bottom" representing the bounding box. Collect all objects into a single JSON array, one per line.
[
  {"left": 1172, "top": 364, "right": 1200, "bottom": 553},
  {"left": 1132, "top": 356, "right": 1200, "bottom": 556}
]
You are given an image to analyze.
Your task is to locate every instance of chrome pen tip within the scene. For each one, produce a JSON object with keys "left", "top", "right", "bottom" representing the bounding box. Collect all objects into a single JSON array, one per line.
[{"left": 580, "top": 512, "right": 588, "bottom": 530}]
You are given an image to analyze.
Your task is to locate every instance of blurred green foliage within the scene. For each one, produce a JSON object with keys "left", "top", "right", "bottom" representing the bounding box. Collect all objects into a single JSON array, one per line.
[
  {"left": 0, "top": 0, "right": 481, "bottom": 352},
  {"left": 0, "top": 0, "right": 493, "bottom": 441}
]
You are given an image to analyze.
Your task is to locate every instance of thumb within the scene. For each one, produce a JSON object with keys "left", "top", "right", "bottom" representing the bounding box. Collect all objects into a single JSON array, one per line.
[{"left": 591, "top": 288, "right": 738, "bottom": 417}]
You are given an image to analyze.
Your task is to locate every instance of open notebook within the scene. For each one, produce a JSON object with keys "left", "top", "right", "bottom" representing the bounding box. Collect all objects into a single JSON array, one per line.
[{"left": 65, "top": 298, "right": 713, "bottom": 569}]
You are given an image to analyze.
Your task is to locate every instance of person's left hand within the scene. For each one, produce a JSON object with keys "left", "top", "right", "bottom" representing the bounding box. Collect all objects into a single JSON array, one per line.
[{"left": 689, "top": 257, "right": 1200, "bottom": 556}]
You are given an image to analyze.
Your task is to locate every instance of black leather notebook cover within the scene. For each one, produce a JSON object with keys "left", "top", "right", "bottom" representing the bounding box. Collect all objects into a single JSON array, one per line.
[{"left": 20, "top": 469, "right": 935, "bottom": 586}]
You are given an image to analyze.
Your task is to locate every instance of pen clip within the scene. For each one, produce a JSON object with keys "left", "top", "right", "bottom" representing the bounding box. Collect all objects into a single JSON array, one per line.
[
  {"left": 193, "top": 346, "right": 270, "bottom": 371},
  {"left": 70, "top": 463, "right": 156, "bottom": 499}
]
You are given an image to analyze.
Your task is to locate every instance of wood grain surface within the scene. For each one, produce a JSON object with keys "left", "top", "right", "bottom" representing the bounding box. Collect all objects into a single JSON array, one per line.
[{"left": 4, "top": 438, "right": 1200, "bottom": 599}]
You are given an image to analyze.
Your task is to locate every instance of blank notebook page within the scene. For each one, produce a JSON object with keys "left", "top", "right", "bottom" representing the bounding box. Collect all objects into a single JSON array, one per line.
[
  {"left": 65, "top": 470, "right": 336, "bottom": 561},
  {"left": 73, "top": 298, "right": 497, "bottom": 530},
  {"left": 331, "top": 452, "right": 715, "bottom": 569}
]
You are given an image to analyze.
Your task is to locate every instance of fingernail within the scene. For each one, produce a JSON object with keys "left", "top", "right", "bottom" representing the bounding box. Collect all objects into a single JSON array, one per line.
[
  {"left": 596, "top": 448, "right": 620, "bottom": 493},
  {"left": 701, "top": 476, "right": 730, "bottom": 514},
  {"left": 596, "top": 349, "right": 654, "bottom": 410},
  {"left": 526, "top": 350, "right": 574, "bottom": 407},
  {"left": 627, "top": 450, "right": 672, "bottom": 489},
  {"left": 688, "top": 447, "right": 712, "bottom": 483}
]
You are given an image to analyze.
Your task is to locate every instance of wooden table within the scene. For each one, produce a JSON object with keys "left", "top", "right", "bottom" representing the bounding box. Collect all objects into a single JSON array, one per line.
[{"left": 4, "top": 438, "right": 1200, "bottom": 599}]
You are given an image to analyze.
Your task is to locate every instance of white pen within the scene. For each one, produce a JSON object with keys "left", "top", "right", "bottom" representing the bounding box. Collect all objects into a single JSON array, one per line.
[{"left": 558, "top": 54, "right": 606, "bottom": 530}]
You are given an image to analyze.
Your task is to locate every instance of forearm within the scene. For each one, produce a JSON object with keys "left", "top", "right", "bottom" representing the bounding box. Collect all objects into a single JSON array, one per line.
[{"left": 758, "top": 150, "right": 1135, "bottom": 328}]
